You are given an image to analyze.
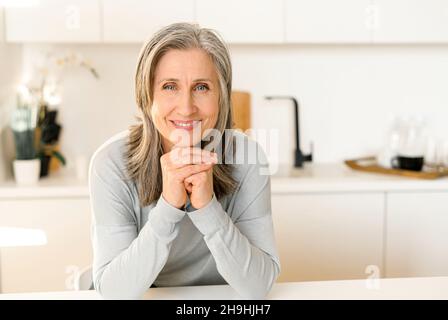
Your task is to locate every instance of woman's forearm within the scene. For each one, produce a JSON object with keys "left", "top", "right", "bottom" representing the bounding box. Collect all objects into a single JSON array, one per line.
[
  {"left": 187, "top": 195, "right": 280, "bottom": 299},
  {"left": 92, "top": 195, "right": 184, "bottom": 299},
  {"left": 206, "top": 218, "right": 280, "bottom": 299}
]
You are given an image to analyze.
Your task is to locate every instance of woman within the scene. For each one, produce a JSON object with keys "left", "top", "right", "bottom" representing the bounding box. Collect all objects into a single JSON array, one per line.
[{"left": 89, "top": 22, "right": 280, "bottom": 300}]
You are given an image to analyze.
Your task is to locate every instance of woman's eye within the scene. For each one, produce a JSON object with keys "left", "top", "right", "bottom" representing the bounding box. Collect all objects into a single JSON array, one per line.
[
  {"left": 195, "top": 84, "right": 209, "bottom": 92},
  {"left": 163, "top": 84, "right": 176, "bottom": 91}
]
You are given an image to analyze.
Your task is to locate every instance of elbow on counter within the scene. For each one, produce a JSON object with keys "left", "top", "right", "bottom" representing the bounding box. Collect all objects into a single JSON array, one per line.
[
  {"left": 232, "top": 259, "right": 281, "bottom": 300},
  {"left": 93, "top": 271, "right": 146, "bottom": 300}
]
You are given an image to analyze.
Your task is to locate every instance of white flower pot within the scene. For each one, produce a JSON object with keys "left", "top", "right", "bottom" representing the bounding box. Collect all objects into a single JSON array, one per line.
[{"left": 13, "top": 159, "right": 41, "bottom": 185}]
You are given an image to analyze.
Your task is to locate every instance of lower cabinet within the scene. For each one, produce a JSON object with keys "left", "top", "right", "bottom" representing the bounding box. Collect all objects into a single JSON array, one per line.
[
  {"left": 386, "top": 192, "right": 448, "bottom": 278},
  {"left": 0, "top": 198, "right": 92, "bottom": 293},
  {"left": 1, "top": 189, "right": 447, "bottom": 292},
  {"left": 271, "top": 192, "right": 385, "bottom": 282}
]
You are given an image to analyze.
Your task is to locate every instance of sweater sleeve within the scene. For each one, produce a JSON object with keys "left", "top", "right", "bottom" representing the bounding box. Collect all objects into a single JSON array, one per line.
[
  {"left": 89, "top": 157, "right": 185, "bottom": 300},
  {"left": 186, "top": 148, "right": 281, "bottom": 299}
]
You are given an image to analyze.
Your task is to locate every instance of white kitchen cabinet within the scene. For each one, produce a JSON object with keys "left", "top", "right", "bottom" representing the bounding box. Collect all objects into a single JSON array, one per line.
[
  {"left": 5, "top": 0, "right": 101, "bottom": 43},
  {"left": 285, "top": 0, "right": 372, "bottom": 43},
  {"left": 386, "top": 192, "right": 448, "bottom": 278},
  {"left": 373, "top": 0, "right": 448, "bottom": 43},
  {"left": 271, "top": 192, "right": 384, "bottom": 282},
  {"left": 102, "top": 0, "right": 195, "bottom": 43},
  {"left": 0, "top": 198, "right": 92, "bottom": 293},
  {"left": 195, "top": 0, "right": 283, "bottom": 44}
]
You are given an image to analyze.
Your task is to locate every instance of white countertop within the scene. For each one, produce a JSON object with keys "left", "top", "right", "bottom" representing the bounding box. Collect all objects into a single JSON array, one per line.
[
  {"left": 271, "top": 163, "right": 448, "bottom": 193},
  {"left": 0, "top": 163, "right": 447, "bottom": 199},
  {"left": 0, "top": 168, "right": 89, "bottom": 199},
  {"left": 1, "top": 277, "right": 447, "bottom": 300}
]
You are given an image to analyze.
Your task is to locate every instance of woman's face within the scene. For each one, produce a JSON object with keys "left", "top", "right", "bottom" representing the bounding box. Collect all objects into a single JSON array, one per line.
[{"left": 151, "top": 48, "right": 220, "bottom": 151}]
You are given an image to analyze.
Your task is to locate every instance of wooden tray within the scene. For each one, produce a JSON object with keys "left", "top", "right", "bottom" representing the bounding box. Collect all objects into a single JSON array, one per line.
[{"left": 344, "top": 156, "right": 448, "bottom": 180}]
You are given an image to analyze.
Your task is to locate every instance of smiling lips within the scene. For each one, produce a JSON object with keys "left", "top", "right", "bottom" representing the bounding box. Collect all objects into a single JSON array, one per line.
[{"left": 170, "top": 120, "right": 201, "bottom": 131}]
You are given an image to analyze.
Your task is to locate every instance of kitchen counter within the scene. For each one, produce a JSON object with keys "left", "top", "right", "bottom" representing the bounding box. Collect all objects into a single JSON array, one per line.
[
  {"left": 0, "top": 169, "right": 89, "bottom": 199},
  {"left": 271, "top": 163, "right": 448, "bottom": 193},
  {"left": 1, "top": 277, "right": 447, "bottom": 300},
  {"left": 0, "top": 163, "right": 447, "bottom": 199}
]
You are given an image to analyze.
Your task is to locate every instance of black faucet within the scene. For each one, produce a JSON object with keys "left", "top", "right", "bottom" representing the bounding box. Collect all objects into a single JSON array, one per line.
[{"left": 265, "top": 96, "right": 313, "bottom": 168}]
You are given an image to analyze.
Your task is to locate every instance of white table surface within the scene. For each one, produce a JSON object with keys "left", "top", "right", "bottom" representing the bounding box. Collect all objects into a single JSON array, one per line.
[{"left": 1, "top": 277, "right": 447, "bottom": 300}]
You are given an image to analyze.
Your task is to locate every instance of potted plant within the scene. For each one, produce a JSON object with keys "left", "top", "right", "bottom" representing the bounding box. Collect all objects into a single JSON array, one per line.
[
  {"left": 10, "top": 91, "right": 41, "bottom": 185},
  {"left": 15, "top": 50, "right": 98, "bottom": 178}
]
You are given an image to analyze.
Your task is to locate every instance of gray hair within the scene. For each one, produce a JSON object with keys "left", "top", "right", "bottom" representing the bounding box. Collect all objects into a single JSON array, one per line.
[{"left": 126, "top": 22, "right": 238, "bottom": 207}]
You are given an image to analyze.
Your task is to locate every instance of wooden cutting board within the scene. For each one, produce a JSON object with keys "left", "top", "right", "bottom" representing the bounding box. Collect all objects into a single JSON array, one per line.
[{"left": 231, "top": 91, "right": 251, "bottom": 132}]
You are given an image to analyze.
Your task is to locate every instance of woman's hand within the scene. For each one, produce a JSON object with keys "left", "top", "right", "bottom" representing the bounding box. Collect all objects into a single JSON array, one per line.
[
  {"left": 160, "top": 147, "right": 217, "bottom": 209},
  {"left": 184, "top": 162, "right": 215, "bottom": 209}
]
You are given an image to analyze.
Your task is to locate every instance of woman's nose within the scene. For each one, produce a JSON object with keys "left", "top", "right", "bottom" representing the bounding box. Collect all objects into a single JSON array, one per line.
[{"left": 176, "top": 91, "right": 196, "bottom": 115}]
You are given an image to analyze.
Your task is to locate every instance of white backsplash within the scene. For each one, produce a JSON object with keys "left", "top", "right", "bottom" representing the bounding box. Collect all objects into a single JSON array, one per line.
[{"left": 2, "top": 43, "right": 448, "bottom": 175}]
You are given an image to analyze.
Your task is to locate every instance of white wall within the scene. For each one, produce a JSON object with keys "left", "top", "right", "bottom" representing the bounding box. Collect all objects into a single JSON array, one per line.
[
  {"left": 0, "top": 43, "right": 22, "bottom": 181},
  {"left": 231, "top": 44, "right": 448, "bottom": 166},
  {"left": 16, "top": 43, "right": 448, "bottom": 172},
  {"left": 20, "top": 44, "right": 138, "bottom": 173}
]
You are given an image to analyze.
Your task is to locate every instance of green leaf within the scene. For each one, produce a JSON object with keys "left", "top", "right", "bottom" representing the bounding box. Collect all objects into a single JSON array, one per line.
[{"left": 51, "top": 150, "right": 66, "bottom": 166}]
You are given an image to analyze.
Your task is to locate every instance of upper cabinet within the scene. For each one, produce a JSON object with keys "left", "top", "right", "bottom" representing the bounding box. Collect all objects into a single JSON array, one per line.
[
  {"left": 102, "top": 0, "right": 195, "bottom": 43},
  {"left": 195, "top": 0, "right": 284, "bottom": 44},
  {"left": 374, "top": 0, "right": 448, "bottom": 43},
  {"left": 5, "top": 0, "right": 101, "bottom": 43},
  {"left": 285, "top": 0, "right": 372, "bottom": 43},
  {"left": 373, "top": 0, "right": 448, "bottom": 43},
  {"left": 3, "top": 0, "right": 448, "bottom": 44}
]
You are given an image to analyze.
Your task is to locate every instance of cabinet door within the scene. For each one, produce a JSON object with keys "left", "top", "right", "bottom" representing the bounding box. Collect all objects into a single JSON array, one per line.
[
  {"left": 373, "top": 0, "right": 448, "bottom": 43},
  {"left": 195, "top": 0, "right": 283, "bottom": 43},
  {"left": 5, "top": 0, "right": 101, "bottom": 42},
  {"left": 0, "top": 198, "right": 92, "bottom": 293},
  {"left": 285, "top": 0, "right": 372, "bottom": 43},
  {"left": 103, "top": 0, "right": 195, "bottom": 43},
  {"left": 386, "top": 192, "right": 448, "bottom": 277},
  {"left": 271, "top": 193, "right": 384, "bottom": 282}
]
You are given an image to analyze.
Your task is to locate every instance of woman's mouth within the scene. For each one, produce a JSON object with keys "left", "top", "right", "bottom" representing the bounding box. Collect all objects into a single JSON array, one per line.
[{"left": 169, "top": 120, "right": 201, "bottom": 131}]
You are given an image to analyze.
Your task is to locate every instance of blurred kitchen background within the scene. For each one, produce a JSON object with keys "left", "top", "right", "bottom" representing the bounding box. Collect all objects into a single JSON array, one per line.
[{"left": 1, "top": 0, "right": 448, "bottom": 294}]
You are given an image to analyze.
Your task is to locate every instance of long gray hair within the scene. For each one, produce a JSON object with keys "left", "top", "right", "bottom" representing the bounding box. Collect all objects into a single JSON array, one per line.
[{"left": 125, "top": 22, "right": 238, "bottom": 207}]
